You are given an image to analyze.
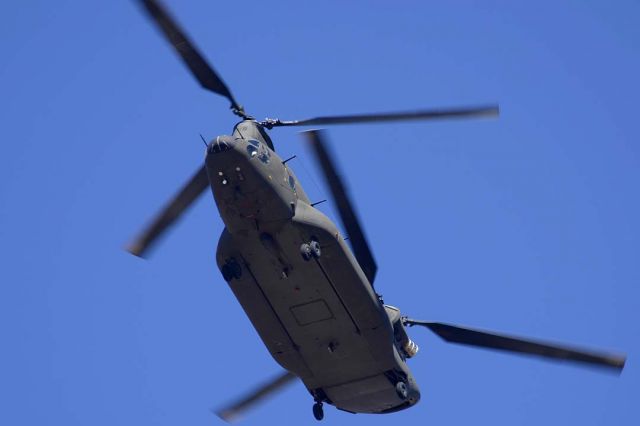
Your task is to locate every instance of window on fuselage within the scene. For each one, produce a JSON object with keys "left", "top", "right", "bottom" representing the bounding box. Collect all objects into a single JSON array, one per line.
[{"left": 247, "top": 138, "right": 271, "bottom": 164}]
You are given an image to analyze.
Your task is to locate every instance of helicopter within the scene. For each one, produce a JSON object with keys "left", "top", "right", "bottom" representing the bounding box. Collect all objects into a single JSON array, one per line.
[{"left": 127, "top": 0, "right": 627, "bottom": 422}]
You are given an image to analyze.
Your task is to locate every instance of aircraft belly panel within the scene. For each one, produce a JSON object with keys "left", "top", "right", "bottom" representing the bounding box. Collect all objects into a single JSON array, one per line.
[
  {"left": 234, "top": 231, "right": 382, "bottom": 387},
  {"left": 217, "top": 201, "right": 399, "bottom": 393},
  {"left": 290, "top": 202, "right": 398, "bottom": 367},
  {"left": 216, "top": 228, "right": 313, "bottom": 379},
  {"left": 324, "top": 373, "right": 404, "bottom": 413}
]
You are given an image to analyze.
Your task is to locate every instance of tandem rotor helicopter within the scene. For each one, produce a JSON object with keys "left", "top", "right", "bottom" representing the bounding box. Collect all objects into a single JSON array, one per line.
[{"left": 128, "top": 0, "right": 626, "bottom": 422}]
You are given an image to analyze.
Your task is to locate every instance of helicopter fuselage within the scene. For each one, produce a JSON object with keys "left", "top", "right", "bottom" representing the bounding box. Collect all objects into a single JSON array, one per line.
[
  {"left": 130, "top": 1, "right": 626, "bottom": 421},
  {"left": 207, "top": 120, "right": 420, "bottom": 414}
]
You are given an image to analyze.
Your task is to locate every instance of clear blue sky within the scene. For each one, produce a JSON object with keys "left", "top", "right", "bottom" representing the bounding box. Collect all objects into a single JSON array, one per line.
[{"left": 1, "top": 0, "right": 638, "bottom": 425}]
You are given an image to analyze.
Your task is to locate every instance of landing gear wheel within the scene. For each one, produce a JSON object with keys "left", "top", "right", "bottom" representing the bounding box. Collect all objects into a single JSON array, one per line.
[
  {"left": 301, "top": 239, "right": 321, "bottom": 261},
  {"left": 309, "top": 240, "right": 321, "bottom": 259},
  {"left": 312, "top": 402, "right": 324, "bottom": 421},
  {"left": 395, "top": 381, "right": 408, "bottom": 400},
  {"left": 300, "top": 243, "right": 312, "bottom": 261}
]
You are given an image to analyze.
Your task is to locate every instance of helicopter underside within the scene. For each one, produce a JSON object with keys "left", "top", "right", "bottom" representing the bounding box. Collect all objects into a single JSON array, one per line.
[{"left": 215, "top": 199, "right": 420, "bottom": 414}]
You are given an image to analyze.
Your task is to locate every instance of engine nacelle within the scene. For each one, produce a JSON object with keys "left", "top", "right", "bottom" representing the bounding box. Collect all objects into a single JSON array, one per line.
[
  {"left": 403, "top": 338, "right": 419, "bottom": 358},
  {"left": 385, "top": 305, "right": 420, "bottom": 359}
]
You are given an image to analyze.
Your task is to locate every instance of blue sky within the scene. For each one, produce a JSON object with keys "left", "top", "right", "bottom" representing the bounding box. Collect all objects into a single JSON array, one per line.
[{"left": 1, "top": 0, "right": 638, "bottom": 425}]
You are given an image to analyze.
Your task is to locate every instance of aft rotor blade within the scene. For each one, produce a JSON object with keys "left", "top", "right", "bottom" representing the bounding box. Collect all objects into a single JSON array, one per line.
[
  {"left": 404, "top": 319, "right": 626, "bottom": 372},
  {"left": 216, "top": 371, "right": 297, "bottom": 423},
  {"left": 137, "top": 0, "right": 241, "bottom": 112},
  {"left": 304, "top": 130, "right": 378, "bottom": 285},
  {"left": 269, "top": 105, "right": 498, "bottom": 128},
  {"left": 127, "top": 165, "right": 209, "bottom": 258}
]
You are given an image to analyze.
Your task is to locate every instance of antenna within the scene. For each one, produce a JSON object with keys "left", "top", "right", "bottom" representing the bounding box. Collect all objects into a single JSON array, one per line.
[
  {"left": 199, "top": 134, "right": 208, "bottom": 147},
  {"left": 282, "top": 155, "right": 297, "bottom": 165}
]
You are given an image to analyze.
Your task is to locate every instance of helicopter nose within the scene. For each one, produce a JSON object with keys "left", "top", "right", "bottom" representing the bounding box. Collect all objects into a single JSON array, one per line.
[{"left": 207, "top": 136, "right": 234, "bottom": 155}]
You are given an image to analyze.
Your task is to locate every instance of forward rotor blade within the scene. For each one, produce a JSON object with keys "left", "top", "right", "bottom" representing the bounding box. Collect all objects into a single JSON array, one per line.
[
  {"left": 137, "top": 0, "right": 241, "bottom": 112},
  {"left": 304, "top": 130, "right": 378, "bottom": 285},
  {"left": 404, "top": 319, "right": 626, "bottom": 372},
  {"left": 270, "top": 105, "right": 498, "bottom": 128},
  {"left": 216, "top": 371, "right": 297, "bottom": 423},
  {"left": 127, "top": 165, "right": 209, "bottom": 258}
]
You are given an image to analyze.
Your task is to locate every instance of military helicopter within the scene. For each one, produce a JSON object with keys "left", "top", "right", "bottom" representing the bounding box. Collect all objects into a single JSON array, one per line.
[{"left": 128, "top": 0, "right": 626, "bottom": 422}]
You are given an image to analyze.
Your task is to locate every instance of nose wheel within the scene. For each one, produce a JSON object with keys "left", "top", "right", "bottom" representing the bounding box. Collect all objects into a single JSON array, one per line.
[
  {"left": 312, "top": 401, "right": 324, "bottom": 421},
  {"left": 300, "top": 239, "right": 321, "bottom": 261}
]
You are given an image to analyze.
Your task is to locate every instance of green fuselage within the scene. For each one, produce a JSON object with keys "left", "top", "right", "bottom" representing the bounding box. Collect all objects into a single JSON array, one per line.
[{"left": 206, "top": 120, "right": 420, "bottom": 414}]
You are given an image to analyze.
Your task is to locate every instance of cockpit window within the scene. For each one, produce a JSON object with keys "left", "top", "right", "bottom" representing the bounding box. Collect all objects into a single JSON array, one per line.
[
  {"left": 258, "top": 149, "right": 271, "bottom": 164},
  {"left": 246, "top": 138, "right": 271, "bottom": 163}
]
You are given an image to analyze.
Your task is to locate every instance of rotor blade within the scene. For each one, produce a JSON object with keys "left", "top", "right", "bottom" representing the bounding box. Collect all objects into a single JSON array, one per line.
[
  {"left": 304, "top": 130, "right": 378, "bottom": 285},
  {"left": 216, "top": 371, "right": 297, "bottom": 423},
  {"left": 404, "top": 319, "right": 626, "bottom": 372},
  {"left": 127, "top": 165, "right": 209, "bottom": 258},
  {"left": 137, "top": 0, "right": 241, "bottom": 112},
  {"left": 269, "top": 105, "right": 498, "bottom": 128}
]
